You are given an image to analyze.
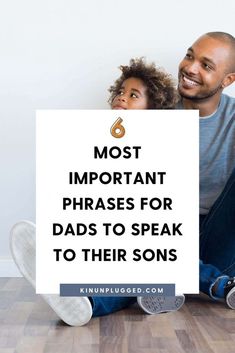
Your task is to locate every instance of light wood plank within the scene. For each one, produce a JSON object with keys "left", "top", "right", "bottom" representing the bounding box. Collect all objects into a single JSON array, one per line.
[{"left": 0, "top": 278, "right": 235, "bottom": 353}]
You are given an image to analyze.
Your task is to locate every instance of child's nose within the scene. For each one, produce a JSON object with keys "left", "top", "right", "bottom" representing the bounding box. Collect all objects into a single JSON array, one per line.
[{"left": 118, "top": 94, "right": 127, "bottom": 102}]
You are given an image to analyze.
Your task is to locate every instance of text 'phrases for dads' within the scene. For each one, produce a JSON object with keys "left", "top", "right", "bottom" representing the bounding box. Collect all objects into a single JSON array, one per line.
[{"left": 36, "top": 110, "right": 199, "bottom": 294}]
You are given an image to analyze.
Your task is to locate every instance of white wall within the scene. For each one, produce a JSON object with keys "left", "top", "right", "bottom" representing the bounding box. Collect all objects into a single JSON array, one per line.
[{"left": 1, "top": 0, "right": 235, "bottom": 276}]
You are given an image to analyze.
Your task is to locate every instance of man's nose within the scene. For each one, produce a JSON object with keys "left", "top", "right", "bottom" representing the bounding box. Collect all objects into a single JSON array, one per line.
[{"left": 186, "top": 61, "right": 200, "bottom": 75}]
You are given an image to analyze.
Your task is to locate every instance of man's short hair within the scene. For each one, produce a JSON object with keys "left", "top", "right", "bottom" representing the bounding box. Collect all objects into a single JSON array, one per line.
[{"left": 205, "top": 32, "right": 235, "bottom": 72}]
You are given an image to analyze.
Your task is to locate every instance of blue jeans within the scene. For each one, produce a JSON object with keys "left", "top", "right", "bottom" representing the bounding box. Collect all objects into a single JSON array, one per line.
[
  {"left": 199, "top": 167, "right": 235, "bottom": 297},
  {"left": 92, "top": 168, "right": 235, "bottom": 316},
  {"left": 91, "top": 296, "right": 136, "bottom": 317}
]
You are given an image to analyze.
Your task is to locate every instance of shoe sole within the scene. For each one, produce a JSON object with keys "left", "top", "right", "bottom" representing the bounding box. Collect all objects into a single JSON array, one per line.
[
  {"left": 137, "top": 295, "right": 185, "bottom": 315},
  {"left": 226, "top": 286, "right": 235, "bottom": 309},
  {"left": 10, "top": 221, "right": 92, "bottom": 326}
]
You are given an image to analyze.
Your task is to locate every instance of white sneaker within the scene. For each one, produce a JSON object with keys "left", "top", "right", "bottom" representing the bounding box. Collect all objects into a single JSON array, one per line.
[
  {"left": 10, "top": 221, "right": 92, "bottom": 326},
  {"left": 225, "top": 278, "right": 235, "bottom": 309},
  {"left": 137, "top": 295, "right": 185, "bottom": 314}
]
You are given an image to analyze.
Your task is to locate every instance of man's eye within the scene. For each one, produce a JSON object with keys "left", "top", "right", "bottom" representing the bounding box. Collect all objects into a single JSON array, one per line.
[
  {"left": 203, "top": 63, "right": 212, "bottom": 70},
  {"left": 185, "top": 53, "right": 193, "bottom": 59}
]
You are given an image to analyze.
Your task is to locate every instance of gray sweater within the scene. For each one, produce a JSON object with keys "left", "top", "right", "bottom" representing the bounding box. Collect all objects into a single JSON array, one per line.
[
  {"left": 199, "top": 94, "right": 235, "bottom": 214},
  {"left": 177, "top": 94, "right": 235, "bottom": 214}
]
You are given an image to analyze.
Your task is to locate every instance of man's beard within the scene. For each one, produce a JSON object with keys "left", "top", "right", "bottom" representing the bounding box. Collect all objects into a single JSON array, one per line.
[{"left": 178, "top": 82, "right": 222, "bottom": 102}]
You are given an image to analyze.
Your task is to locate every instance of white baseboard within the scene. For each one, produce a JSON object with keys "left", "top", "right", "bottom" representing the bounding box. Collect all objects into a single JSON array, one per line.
[{"left": 0, "top": 257, "right": 22, "bottom": 277}]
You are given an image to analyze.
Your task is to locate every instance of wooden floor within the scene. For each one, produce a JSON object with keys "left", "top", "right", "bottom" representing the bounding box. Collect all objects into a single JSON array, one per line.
[{"left": 0, "top": 278, "right": 235, "bottom": 353}]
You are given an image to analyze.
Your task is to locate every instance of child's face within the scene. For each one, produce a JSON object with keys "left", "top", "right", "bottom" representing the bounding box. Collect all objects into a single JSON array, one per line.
[{"left": 111, "top": 77, "right": 148, "bottom": 110}]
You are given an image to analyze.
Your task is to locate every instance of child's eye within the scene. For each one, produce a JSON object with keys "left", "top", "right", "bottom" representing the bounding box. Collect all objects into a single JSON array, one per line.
[
  {"left": 131, "top": 93, "right": 138, "bottom": 98},
  {"left": 117, "top": 90, "right": 124, "bottom": 96}
]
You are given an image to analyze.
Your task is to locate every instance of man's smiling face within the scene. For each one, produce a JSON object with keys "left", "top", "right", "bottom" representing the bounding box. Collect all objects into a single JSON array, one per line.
[{"left": 178, "top": 35, "right": 232, "bottom": 101}]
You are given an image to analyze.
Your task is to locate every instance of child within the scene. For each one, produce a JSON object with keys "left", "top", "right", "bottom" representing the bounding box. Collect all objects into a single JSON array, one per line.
[
  {"left": 10, "top": 58, "right": 184, "bottom": 327},
  {"left": 109, "top": 57, "right": 178, "bottom": 110}
]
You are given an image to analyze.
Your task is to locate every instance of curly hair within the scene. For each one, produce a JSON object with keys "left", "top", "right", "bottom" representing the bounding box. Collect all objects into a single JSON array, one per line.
[{"left": 108, "top": 58, "right": 179, "bottom": 109}]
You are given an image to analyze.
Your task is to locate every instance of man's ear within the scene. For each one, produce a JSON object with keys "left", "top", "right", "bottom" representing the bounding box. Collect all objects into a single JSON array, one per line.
[{"left": 221, "top": 73, "right": 235, "bottom": 88}]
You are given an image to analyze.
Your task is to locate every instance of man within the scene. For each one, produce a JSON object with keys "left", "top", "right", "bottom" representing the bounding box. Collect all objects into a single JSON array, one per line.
[
  {"left": 178, "top": 32, "right": 235, "bottom": 305},
  {"left": 135, "top": 32, "right": 235, "bottom": 313}
]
